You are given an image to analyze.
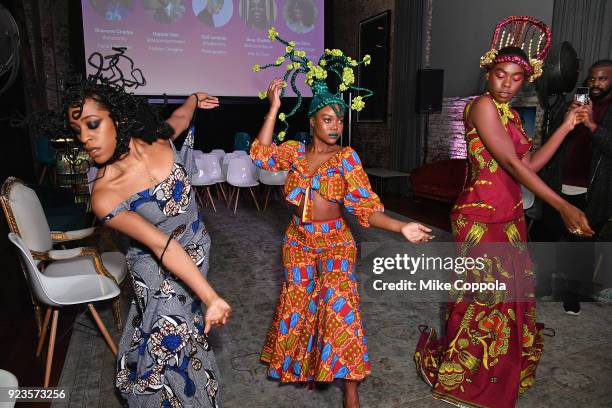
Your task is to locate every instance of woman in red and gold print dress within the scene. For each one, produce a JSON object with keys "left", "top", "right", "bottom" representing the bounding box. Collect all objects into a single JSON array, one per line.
[{"left": 415, "top": 16, "right": 593, "bottom": 408}]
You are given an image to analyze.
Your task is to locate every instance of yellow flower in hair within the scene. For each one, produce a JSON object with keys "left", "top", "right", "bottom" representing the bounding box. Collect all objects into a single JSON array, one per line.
[
  {"left": 268, "top": 27, "right": 279, "bottom": 40},
  {"left": 347, "top": 57, "right": 358, "bottom": 67},
  {"left": 306, "top": 78, "right": 314, "bottom": 86},
  {"left": 342, "top": 67, "right": 355, "bottom": 85},
  {"left": 319, "top": 59, "right": 327, "bottom": 67},
  {"left": 275, "top": 56, "right": 285, "bottom": 65},
  {"left": 339, "top": 84, "right": 348, "bottom": 92},
  {"left": 306, "top": 61, "right": 313, "bottom": 68},
  {"left": 258, "top": 91, "right": 267, "bottom": 100},
  {"left": 363, "top": 55, "right": 371, "bottom": 65},
  {"left": 331, "top": 49, "right": 343, "bottom": 57},
  {"left": 277, "top": 131, "right": 286, "bottom": 141},
  {"left": 351, "top": 96, "right": 365, "bottom": 111},
  {"left": 319, "top": 68, "right": 328, "bottom": 79},
  {"left": 252, "top": 64, "right": 260, "bottom": 72},
  {"left": 324, "top": 48, "right": 331, "bottom": 54},
  {"left": 309, "top": 65, "right": 327, "bottom": 80},
  {"left": 278, "top": 113, "right": 286, "bottom": 121}
]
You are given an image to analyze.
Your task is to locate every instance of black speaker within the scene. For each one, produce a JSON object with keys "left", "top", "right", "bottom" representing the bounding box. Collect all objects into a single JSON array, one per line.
[{"left": 416, "top": 69, "right": 444, "bottom": 113}]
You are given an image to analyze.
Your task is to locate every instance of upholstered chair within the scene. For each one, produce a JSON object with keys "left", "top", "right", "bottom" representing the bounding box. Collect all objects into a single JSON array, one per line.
[{"left": 1, "top": 177, "right": 127, "bottom": 333}]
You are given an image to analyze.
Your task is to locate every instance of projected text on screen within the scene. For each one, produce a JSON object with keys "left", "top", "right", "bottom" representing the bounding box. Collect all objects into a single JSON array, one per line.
[{"left": 82, "top": 0, "right": 324, "bottom": 96}]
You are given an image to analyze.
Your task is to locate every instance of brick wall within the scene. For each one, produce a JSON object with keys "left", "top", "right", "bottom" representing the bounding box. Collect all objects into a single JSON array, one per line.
[
  {"left": 331, "top": 0, "right": 395, "bottom": 168},
  {"left": 425, "top": 91, "right": 545, "bottom": 163},
  {"left": 20, "top": 0, "right": 72, "bottom": 111}
]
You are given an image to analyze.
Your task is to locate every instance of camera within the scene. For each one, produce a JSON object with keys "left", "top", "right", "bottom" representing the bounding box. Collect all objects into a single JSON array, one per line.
[{"left": 574, "top": 87, "right": 589, "bottom": 105}]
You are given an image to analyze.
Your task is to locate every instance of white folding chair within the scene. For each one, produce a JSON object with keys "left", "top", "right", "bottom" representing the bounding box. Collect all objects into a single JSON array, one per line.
[
  {"left": 226, "top": 157, "right": 260, "bottom": 214},
  {"left": 8, "top": 232, "right": 120, "bottom": 387},
  {"left": 258, "top": 169, "right": 288, "bottom": 212}
]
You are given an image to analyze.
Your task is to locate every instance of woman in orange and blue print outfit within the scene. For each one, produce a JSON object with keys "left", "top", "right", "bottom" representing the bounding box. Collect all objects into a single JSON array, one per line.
[{"left": 251, "top": 76, "right": 432, "bottom": 406}]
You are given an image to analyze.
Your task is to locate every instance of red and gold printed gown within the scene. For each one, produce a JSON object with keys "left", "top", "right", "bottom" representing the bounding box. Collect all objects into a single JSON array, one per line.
[
  {"left": 415, "top": 95, "right": 544, "bottom": 408},
  {"left": 250, "top": 139, "right": 383, "bottom": 383}
]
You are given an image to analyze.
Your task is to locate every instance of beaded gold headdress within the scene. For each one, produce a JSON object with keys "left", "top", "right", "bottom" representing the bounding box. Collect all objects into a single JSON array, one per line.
[
  {"left": 252, "top": 27, "right": 373, "bottom": 140},
  {"left": 480, "top": 16, "right": 552, "bottom": 82}
]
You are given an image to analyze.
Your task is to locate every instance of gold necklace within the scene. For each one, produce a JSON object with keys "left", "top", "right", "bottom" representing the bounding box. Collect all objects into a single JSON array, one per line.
[
  {"left": 143, "top": 162, "right": 159, "bottom": 184},
  {"left": 120, "top": 146, "right": 161, "bottom": 185}
]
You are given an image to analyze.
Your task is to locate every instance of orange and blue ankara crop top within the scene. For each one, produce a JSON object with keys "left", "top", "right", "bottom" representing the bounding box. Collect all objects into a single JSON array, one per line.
[{"left": 250, "top": 139, "right": 384, "bottom": 227}]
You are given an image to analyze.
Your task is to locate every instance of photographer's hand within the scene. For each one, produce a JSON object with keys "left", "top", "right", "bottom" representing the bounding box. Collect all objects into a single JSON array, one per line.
[
  {"left": 580, "top": 101, "right": 598, "bottom": 133},
  {"left": 562, "top": 104, "right": 584, "bottom": 132}
]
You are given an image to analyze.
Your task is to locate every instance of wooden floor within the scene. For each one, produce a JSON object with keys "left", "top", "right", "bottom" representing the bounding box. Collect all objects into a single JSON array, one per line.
[{"left": 0, "top": 194, "right": 450, "bottom": 407}]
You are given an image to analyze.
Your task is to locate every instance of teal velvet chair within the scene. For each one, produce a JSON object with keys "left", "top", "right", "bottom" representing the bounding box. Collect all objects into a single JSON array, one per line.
[{"left": 234, "top": 132, "right": 251, "bottom": 152}]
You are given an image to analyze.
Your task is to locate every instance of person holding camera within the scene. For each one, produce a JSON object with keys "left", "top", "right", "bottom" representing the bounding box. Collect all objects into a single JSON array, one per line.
[{"left": 538, "top": 59, "right": 612, "bottom": 314}]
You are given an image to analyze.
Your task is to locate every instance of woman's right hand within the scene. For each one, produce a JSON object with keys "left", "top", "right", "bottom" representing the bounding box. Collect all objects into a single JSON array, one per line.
[
  {"left": 559, "top": 202, "right": 594, "bottom": 238},
  {"left": 204, "top": 296, "right": 232, "bottom": 333},
  {"left": 267, "top": 78, "right": 284, "bottom": 110}
]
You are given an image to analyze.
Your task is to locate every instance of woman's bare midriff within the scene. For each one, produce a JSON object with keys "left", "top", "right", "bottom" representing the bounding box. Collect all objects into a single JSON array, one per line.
[{"left": 292, "top": 189, "right": 342, "bottom": 221}]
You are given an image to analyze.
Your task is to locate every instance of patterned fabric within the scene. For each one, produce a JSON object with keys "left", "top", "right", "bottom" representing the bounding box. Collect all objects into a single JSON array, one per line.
[
  {"left": 415, "top": 97, "right": 544, "bottom": 408},
  {"left": 416, "top": 215, "right": 544, "bottom": 408},
  {"left": 261, "top": 216, "right": 370, "bottom": 382},
  {"left": 250, "top": 139, "right": 383, "bottom": 226},
  {"left": 103, "top": 127, "right": 221, "bottom": 408},
  {"left": 452, "top": 95, "right": 532, "bottom": 223}
]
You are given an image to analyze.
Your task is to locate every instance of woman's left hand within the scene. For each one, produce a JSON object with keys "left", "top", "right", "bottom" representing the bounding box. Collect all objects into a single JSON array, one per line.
[
  {"left": 401, "top": 222, "right": 434, "bottom": 243},
  {"left": 193, "top": 92, "right": 220, "bottom": 110}
]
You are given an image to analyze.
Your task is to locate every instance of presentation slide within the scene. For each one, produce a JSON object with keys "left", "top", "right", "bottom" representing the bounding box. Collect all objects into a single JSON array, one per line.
[{"left": 82, "top": 0, "right": 325, "bottom": 97}]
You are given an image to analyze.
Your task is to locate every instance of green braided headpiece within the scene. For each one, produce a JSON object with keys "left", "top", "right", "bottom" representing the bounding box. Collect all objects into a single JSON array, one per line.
[{"left": 252, "top": 26, "right": 374, "bottom": 141}]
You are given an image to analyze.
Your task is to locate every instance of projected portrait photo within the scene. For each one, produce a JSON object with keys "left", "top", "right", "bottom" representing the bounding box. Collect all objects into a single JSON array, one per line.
[
  {"left": 193, "top": 0, "right": 233, "bottom": 28},
  {"left": 284, "top": 0, "right": 317, "bottom": 34},
  {"left": 239, "top": 0, "right": 277, "bottom": 31},
  {"left": 88, "top": 0, "right": 133, "bottom": 21},
  {"left": 145, "top": 0, "right": 186, "bottom": 24}
]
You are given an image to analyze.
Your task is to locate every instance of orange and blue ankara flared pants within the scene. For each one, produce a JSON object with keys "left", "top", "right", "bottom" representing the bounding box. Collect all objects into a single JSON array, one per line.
[{"left": 261, "top": 215, "right": 371, "bottom": 383}]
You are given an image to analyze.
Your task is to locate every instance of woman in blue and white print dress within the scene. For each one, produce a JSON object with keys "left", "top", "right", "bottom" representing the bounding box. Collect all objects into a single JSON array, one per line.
[{"left": 68, "top": 89, "right": 232, "bottom": 407}]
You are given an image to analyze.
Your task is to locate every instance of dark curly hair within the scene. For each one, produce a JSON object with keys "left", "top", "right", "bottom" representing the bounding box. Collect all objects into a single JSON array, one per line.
[
  {"left": 63, "top": 48, "right": 173, "bottom": 165},
  {"left": 25, "top": 48, "right": 173, "bottom": 166}
]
